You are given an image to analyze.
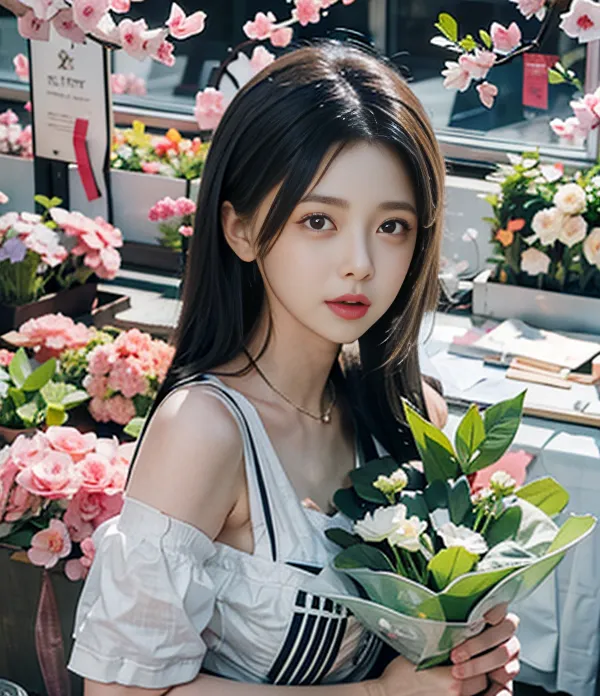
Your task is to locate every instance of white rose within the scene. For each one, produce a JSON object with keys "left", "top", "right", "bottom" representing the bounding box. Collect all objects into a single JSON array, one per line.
[
  {"left": 373, "top": 468, "right": 409, "bottom": 497},
  {"left": 531, "top": 207, "right": 562, "bottom": 245},
  {"left": 553, "top": 183, "right": 587, "bottom": 215},
  {"left": 388, "top": 515, "right": 428, "bottom": 553},
  {"left": 559, "top": 215, "right": 587, "bottom": 248},
  {"left": 584, "top": 228, "right": 600, "bottom": 269},
  {"left": 521, "top": 247, "right": 551, "bottom": 276},
  {"left": 354, "top": 504, "right": 409, "bottom": 543},
  {"left": 438, "top": 522, "right": 488, "bottom": 555}
]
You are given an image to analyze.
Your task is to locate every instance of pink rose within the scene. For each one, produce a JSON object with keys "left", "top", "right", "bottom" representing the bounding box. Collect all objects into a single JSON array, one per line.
[
  {"left": 65, "top": 536, "right": 95, "bottom": 581},
  {"left": 7, "top": 433, "right": 50, "bottom": 471},
  {"left": 93, "top": 491, "right": 125, "bottom": 527},
  {"left": 28, "top": 519, "right": 72, "bottom": 569},
  {"left": 16, "top": 451, "right": 82, "bottom": 500},
  {"left": 69, "top": 489, "right": 103, "bottom": 522},
  {"left": 77, "top": 452, "right": 119, "bottom": 493},
  {"left": 63, "top": 494, "right": 95, "bottom": 541},
  {"left": 46, "top": 426, "right": 97, "bottom": 462},
  {"left": 4, "top": 485, "right": 40, "bottom": 523}
]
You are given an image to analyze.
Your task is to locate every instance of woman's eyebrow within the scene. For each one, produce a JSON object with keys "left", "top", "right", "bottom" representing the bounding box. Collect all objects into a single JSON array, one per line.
[{"left": 301, "top": 193, "right": 417, "bottom": 216}]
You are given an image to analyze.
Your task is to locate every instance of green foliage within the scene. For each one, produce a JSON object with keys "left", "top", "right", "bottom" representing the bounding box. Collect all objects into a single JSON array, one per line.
[
  {"left": 34, "top": 194, "right": 63, "bottom": 210},
  {"left": 485, "top": 506, "right": 523, "bottom": 548},
  {"left": 435, "top": 12, "right": 458, "bottom": 42},
  {"left": 479, "top": 29, "right": 492, "bottom": 49},
  {"left": 124, "top": 416, "right": 145, "bottom": 439},
  {"left": 516, "top": 478, "right": 569, "bottom": 516},
  {"left": 428, "top": 547, "right": 478, "bottom": 591},
  {"left": 334, "top": 545, "right": 395, "bottom": 572}
]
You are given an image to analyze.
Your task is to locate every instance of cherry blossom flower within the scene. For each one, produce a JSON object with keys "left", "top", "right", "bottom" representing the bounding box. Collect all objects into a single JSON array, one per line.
[
  {"left": 490, "top": 22, "right": 522, "bottom": 54},
  {"left": 194, "top": 87, "right": 228, "bottom": 131},
  {"left": 111, "top": 73, "right": 147, "bottom": 96},
  {"left": 584, "top": 228, "right": 600, "bottom": 269},
  {"left": 153, "top": 39, "right": 176, "bottom": 67},
  {"left": 509, "top": 0, "right": 546, "bottom": 21},
  {"left": 243, "top": 11, "right": 276, "bottom": 40},
  {"left": 72, "top": 0, "right": 109, "bottom": 32},
  {"left": 65, "top": 537, "right": 95, "bottom": 581},
  {"left": 295, "top": 0, "right": 321, "bottom": 26},
  {"left": 521, "top": 247, "right": 551, "bottom": 275},
  {"left": 90, "top": 11, "right": 120, "bottom": 43},
  {"left": 167, "top": 2, "right": 207, "bottom": 40},
  {"left": 560, "top": 0, "right": 600, "bottom": 43},
  {"left": 109, "top": 0, "right": 130, "bottom": 12},
  {"left": 250, "top": 46, "right": 276, "bottom": 74},
  {"left": 459, "top": 49, "right": 496, "bottom": 80},
  {"left": 442, "top": 61, "right": 472, "bottom": 92},
  {"left": 550, "top": 116, "right": 589, "bottom": 144},
  {"left": 270, "top": 26, "right": 293, "bottom": 47},
  {"left": 13, "top": 54, "right": 29, "bottom": 82},
  {"left": 28, "top": 519, "right": 72, "bottom": 569},
  {"left": 18, "top": 10, "right": 51, "bottom": 41},
  {"left": 53, "top": 8, "right": 87, "bottom": 43},
  {"left": 477, "top": 82, "right": 498, "bottom": 109},
  {"left": 19, "top": 0, "right": 64, "bottom": 21},
  {"left": 118, "top": 17, "right": 148, "bottom": 59}
]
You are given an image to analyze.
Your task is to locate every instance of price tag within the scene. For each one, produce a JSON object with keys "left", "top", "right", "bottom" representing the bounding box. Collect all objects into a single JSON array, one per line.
[{"left": 522, "top": 53, "right": 558, "bottom": 110}]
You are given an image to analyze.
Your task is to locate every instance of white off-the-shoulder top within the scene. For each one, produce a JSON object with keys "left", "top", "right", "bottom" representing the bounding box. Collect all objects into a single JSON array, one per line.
[{"left": 68, "top": 374, "right": 382, "bottom": 689}]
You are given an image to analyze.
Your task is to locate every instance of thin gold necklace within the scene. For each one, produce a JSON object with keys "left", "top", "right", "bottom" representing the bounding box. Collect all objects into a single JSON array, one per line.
[{"left": 250, "top": 358, "right": 336, "bottom": 424}]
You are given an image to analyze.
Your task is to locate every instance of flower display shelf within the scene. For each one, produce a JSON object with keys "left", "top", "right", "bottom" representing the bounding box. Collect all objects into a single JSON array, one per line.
[
  {"left": 0, "top": 281, "right": 98, "bottom": 335},
  {"left": 472, "top": 270, "right": 600, "bottom": 334},
  {"left": 120, "top": 240, "right": 183, "bottom": 273},
  {"left": 69, "top": 167, "right": 200, "bottom": 247},
  {"left": 0, "top": 155, "right": 35, "bottom": 214},
  {"left": 90, "top": 290, "right": 131, "bottom": 327},
  {"left": 0, "top": 547, "right": 83, "bottom": 696}
]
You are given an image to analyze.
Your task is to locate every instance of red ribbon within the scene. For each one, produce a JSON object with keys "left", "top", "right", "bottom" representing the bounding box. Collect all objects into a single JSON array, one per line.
[
  {"left": 35, "top": 570, "right": 72, "bottom": 696},
  {"left": 73, "top": 118, "right": 100, "bottom": 202}
]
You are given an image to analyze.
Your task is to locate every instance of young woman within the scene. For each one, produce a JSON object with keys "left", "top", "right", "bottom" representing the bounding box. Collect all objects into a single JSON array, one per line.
[{"left": 69, "top": 41, "right": 520, "bottom": 696}]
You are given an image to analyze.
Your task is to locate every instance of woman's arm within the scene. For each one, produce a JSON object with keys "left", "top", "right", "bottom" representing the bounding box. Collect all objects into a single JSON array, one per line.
[{"left": 421, "top": 376, "right": 448, "bottom": 429}]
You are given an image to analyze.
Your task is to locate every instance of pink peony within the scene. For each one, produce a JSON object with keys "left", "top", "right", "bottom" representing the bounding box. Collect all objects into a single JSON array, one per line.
[
  {"left": 174, "top": 197, "right": 196, "bottom": 217},
  {"left": 295, "top": 0, "right": 321, "bottom": 26},
  {"left": 270, "top": 26, "right": 293, "bottom": 47},
  {"left": 194, "top": 88, "right": 227, "bottom": 132},
  {"left": 167, "top": 2, "right": 207, "bottom": 40},
  {"left": 28, "top": 519, "right": 72, "bottom": 569},
  {"left": 46, "top": 426, "right": 97, "bottom": 462},
  {"left": 16, "top": 451, "right": 82, "bottom": 500},
  {"left": 13, "top": 54, "right": 29, "bottom": 82},
  {"left": 104, "top": 395, "right": 137, "bottom": 426},
  {"left": 0, "top": 349, "right": 14, "bottom": 366},
  {"left": 243, "top": 11, "right": 276, "bottom": 40},
  {"left": 65, "top": 536, "right": 95, "bottom": 581}
]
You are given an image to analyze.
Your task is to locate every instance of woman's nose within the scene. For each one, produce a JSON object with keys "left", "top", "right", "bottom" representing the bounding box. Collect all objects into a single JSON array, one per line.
[{"left": 338, "top": 232, "right": 374, "bottom": 281}]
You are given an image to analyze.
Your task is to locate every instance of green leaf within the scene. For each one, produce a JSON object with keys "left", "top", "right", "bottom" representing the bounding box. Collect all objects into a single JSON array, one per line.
[
  {"left": 40, "top": 381, "right": 69, "bottom": 403},
  {"left": 516, "top": 477, "right": 569, "bottom": 516},
  {"left": 333, "top": 487, "right": 374, "bottom": 522},
  {"left": 22, "top": 358, "right": 56, "bottom": 392},
  {"left": 455, "top": 404, "right": 485, "bottom": 469},
  {"left": 399, "top": 490, "right": 430, "bottom": 520},
  {"left": 448, "top": 477, "right": 472, "bottom": 526},
  {"left": 427, "top": 547, "right": 478, "bottom": 591},
  {"left": 403, "top": 400, "right": 459, "bottom": 484},
  {"left": 334, "top": 545, "right": 395, "bottom": 572},
  {"left": 16, "top": 400, "right": 38, "bottom": 427},
  {"left": 0, "top": 366, "right": 9, "bottom": 381},
  {"left": 0, "top": 527, "right": 36, "bottom": 547},
  {"left": 8, "top": 387, "right": 26, "bottom": 408},
  {"left": 435, "top": 12, "right": 458, "bottom": 42},
  {"left": 486, "top": 506, "right": 523, "bottom": 548},
  {"left": 62, "top": 389, "right": 90, "bottom": 409},
  {"left": 349, "top": 456, "right": 402, "bottom": 504},
  {"left": 546, "top": 515, "right": 596, "bottom": 554},
  {"left": 466, "top": 392, "right": 525, "bottom": 474},
  {"left": 45, "top": 403, "right": 67, "bottom": 426},
  {"left": 459, "top": 35, "right": 477, "bottom": 52},
  {"left": 479, "top": 29, "right": 492, "bottom": 49},
  {"left": 8, "top": 348, "right": 32, "bottom": 389},
  {"left": 34, "top": 194, "right": 62, "bottom": 210},
  {"left": 424, "top": 479, "right": 449, "bottom": 512},
  {"left": 325, "top": 528, "right": 362, "bottom": 549},
  {"left": 548, "top": 68, "right": 566, "bottom": 85},
  {"left": 124, "top": 416, "right": 145, "bottom": 439}
]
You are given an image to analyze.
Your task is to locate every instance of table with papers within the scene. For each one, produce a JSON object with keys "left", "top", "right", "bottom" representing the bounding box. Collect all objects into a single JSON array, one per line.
[{"left": 421, "top": 313, "right": 600, "bottom": 696}]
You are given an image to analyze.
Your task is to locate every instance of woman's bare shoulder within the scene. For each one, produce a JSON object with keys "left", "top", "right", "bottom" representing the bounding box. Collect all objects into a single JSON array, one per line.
[{"left": 126, "top": 384, "right": 245, "bottom": 538}]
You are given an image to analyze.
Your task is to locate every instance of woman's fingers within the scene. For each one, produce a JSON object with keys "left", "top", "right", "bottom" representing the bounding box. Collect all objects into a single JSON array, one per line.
[
  {"left": 485, "top": 680, "right": 514, "bottom": 696},
  {"left": 451, "top": 614, "right": 520, "bottom": 664},
  {"left": 451, "top": 636, "right": 521, "bottom": 681},
  {"left": 455, "top": 674, "right": 488, "bottom": 696},
  {"left": 489, "top": 659, "right": 520, "bottom": 686},
  {"left": 485, "top": 603, "right": 509, "bottom": 627}
]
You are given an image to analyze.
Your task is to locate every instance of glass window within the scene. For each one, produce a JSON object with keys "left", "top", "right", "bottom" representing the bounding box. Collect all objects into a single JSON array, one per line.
[
  {"left": 0, "top": 8, "right": 27, "bottom": 82},
  {"left": 386, "top": 0, "right": 599, "bottom": 162}
]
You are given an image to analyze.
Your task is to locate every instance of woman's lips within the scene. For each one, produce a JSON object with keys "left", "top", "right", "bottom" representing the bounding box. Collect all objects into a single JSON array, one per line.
[{"left": 325, "top": 299, "right": 370, "bottom": 320}]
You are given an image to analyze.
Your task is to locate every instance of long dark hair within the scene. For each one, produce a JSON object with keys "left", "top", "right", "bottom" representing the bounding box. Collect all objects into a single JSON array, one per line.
[{"left": 158, "top": 41, "right": 445, "bottom": 461}]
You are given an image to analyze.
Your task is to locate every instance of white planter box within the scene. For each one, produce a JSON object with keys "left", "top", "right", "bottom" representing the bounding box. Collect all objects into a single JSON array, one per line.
[
  {"left": 472, "top": 269, "right": 600, "bottom": 334},
  {"left": 0, "top": 155, "right": 35, "bottom": 213},
  {"left": 68, "top": 167, "right": 199, "bottom": 245}
]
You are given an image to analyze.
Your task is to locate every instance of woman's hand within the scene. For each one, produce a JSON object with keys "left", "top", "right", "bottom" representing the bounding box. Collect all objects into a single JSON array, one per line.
[
  {"left": 376, "top": 605, "right": 519, "bottom": 696},
  {"left": 421, "top": 378, "right": 448, "bottom": 429}
]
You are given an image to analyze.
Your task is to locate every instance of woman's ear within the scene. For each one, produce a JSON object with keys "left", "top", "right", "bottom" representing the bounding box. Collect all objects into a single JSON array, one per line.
[{"left": 221, "top": 201, "right": 256, "bottom": 262}]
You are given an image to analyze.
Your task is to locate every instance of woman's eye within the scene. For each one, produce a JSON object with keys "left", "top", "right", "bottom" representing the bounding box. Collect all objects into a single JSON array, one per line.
[
  {"left": 378, "top": 219, "right": 411, "bottom": 236},
  {"left": 303, "top": 215, "right": 334, "bottom": 232}
]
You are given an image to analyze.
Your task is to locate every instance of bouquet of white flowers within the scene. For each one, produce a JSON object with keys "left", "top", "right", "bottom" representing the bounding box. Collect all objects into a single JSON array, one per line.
[{"left": 326, "top": 393, "right": 595, "bottom": 668}]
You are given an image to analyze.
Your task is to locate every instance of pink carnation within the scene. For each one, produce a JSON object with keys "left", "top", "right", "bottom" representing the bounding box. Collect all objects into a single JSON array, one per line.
[
  {"left": 0, "top": 349, "right": 14, "bottom": 366},
  {"left": 107, "top": 356, "right": 148, "bottom": 398},
  {"left": 174, "top": 197, "right": 196, "bottom": 217},
  {"left": 178, "top": 225, "right": 194, "bottom": 237},
  {"left": 16, "top": 450, "right": 82, "bottom": 500},
  {"left": 104, "top": 395, "right": 137, "bottom": 425},
  {"left": 83, "top": 374, "right": 109, "bottom": 398},
  {"left": 28, "top": 519, "right": 71, "bottom": 569},
  {"left": 87, "top": 343, "right": 118, "bottom": 376},
  {"left": 16, "top": 313, "right": 93, "bottom": 361},
  {"left": 88, "top": 396, "right": 111, "bottom": 423},
  {"left": 114, "top": 328, "right": 154, "bottom": 358},
  {"left": 46, "top": 426, "right": 97, "bottom": 463},
  {"left": 65, "top": 536, "right": 95, "bottom": 581}
]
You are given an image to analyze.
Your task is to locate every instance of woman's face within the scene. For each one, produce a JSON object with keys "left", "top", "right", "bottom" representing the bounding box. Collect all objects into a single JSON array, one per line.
[{"left": 254, "top": 141, "right": 418, "bottom": 347}]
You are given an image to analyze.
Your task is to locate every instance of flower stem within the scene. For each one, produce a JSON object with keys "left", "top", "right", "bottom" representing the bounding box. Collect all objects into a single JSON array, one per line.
[
  {"left": 389, "top": 542, "right": 408, "bottom": 577},
  {"left": 403, "top": 549, "right": 424, "bottom": 583}
]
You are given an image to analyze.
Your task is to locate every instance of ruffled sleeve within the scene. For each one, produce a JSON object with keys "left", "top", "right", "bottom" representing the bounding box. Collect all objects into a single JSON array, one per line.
[{"left": 68, "top": 497, "right": 217, "bottom": 689}]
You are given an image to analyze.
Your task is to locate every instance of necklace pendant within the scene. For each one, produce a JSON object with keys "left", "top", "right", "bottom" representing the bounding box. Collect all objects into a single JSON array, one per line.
[{"left": 321, "top": 413, "right": 331, "bottom": 424}]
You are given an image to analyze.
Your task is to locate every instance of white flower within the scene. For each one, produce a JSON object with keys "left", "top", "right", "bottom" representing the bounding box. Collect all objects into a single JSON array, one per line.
[
  {"left": 489, "top": 470, "right": 517, "bottom": 496},
  {"left": 116, "top": 144, "right": 133, "bottom": 160},
  {"left": 441, "top": 61, "right": 472, "bottom": 92},
  {"left": 521, "top": 247, "right": 551, "bottom": 275},
  {"left": 388, "top": 515, "right": 428, "bottom": 553},
  {"left": 540, "top": 164, "right": 564, "bottom": 183},
  {"left": 354, "top": 504, "right": 410, "bottom": 543},
  {"left": 438, "top": 522, "right": 488, "bottom": 555},
  {"left": 584, "top": 227, "right": 600, "bottom": 269},
  {"left": 531, "top": 207, "right": 562, "bottom": 245},
  {"left": 559, "top": 215, "right": 587, "bottom": 248},
  {"left": 373, "top": 468, "right": 409, "bottom": 497},
  {"left": 553, "top": 183, "right": 587, "bottom": 215},
  {"left": 560, "top": 0, "right": 600, "bottom": 43}
]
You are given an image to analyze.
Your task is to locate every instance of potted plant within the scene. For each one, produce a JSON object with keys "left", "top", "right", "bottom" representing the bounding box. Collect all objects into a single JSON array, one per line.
[
  {"left": 0, "top": 194, "right": 123, "bottom": 333},
  {"left": 473, "top": 152, "right": 600, "bottom": 333},
  {"left": 145, "top": 194, "right": 195, "bottom": 273},
  {"left": 0, "top": 109, "right": 34, "bottom": 215}
]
